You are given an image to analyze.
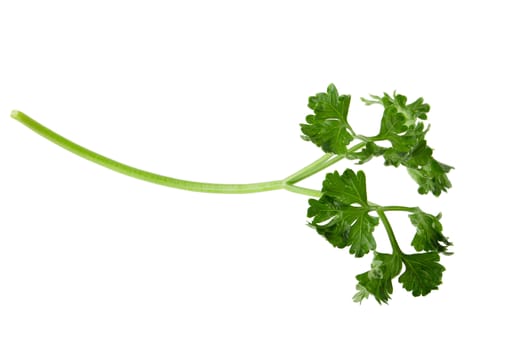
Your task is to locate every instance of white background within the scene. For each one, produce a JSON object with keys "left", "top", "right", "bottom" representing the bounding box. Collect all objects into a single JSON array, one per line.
[{"left": 1, "top": 0, "right": 523, "bottom": 348}]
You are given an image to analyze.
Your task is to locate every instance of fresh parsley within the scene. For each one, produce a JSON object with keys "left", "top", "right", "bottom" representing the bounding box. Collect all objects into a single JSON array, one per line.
[{"left": 11, "top": 84, "right": 453, "bottom": 304}]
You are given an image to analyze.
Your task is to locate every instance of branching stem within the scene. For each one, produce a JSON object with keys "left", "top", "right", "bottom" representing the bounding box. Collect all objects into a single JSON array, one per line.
[
  {"left": 283, "top": 153, "right": 337, "bottom": 184},
  {"left": 376, "top": 209, "right": 403, "bottom": 255},
  {"left": 11, "top": 111, "right": 331, "bottom": 197}
]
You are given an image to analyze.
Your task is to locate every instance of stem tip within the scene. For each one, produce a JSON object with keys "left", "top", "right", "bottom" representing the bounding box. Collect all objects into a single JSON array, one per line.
[{"left": 11, "top": 110, "right": 21, "bottom": 120}]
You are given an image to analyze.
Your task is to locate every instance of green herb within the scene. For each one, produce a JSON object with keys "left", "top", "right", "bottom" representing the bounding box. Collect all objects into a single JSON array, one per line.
[{"left": 11, "top": 84, "right": 453, "bottom": 304}]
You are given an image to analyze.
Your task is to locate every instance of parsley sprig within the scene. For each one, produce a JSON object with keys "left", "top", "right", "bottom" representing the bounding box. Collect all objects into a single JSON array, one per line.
[{"left": 11, "top": 84, "right": 453, "bottom": 304}]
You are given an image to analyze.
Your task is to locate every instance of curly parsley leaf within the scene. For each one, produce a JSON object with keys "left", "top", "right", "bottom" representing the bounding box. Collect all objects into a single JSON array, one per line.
[
  {"left": 322, "top": 169, "right": 368, "bottom": 206},
  {"left": 301, "top": 84, "right": 353, "bottom": 154},
  {"left": 352, "top": 283, "right": 370, "bottom": 304},
  {"left": 355, "top": 251, "right": 447, "bottom": 303},
  {"left": 355, "top": 252, "right": 403, "bottom": 304},
  {"left": 349, "top": 142, "right": 387, "bottom": 164},
  {"left": 362, "top": 92, "right": 429, "bottom": 127},
  {"left": 408, "top": 159, "right": 453, "bottom": 196},
  {"left": 399, "top": 253, "right": 445, "bottom": 297},
  {"left": 409, "top": 208, "right": 452, "bottom": 254},
  {"left": 379, "top": 105, "right": 409, "bottom": 138},
  {"left": 362, "top": 92, "right": 452, "bottom": 196},
  {"left": 307, "top": 170, "right": 378, "bottom": 257}
]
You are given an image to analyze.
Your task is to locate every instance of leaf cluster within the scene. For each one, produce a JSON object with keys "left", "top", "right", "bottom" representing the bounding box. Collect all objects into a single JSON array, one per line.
[
  {"left": 354, "top": 251, "right": 446, "bottom": 304},
  {"left": 300, "top": 87, "right": 453, "bottom": 304},
  {"left": 307, "top": 170, "right": 451, "bottom": 303},
  {"left": 358, "top": 93, "right": 453, "bottom": 196},
  {"left": 307, "top": 169, "right": 378, "bottom": 257}
]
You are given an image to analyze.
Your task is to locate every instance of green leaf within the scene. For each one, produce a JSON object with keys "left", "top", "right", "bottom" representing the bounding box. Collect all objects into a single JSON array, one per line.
[
  {"left": 348, "top": 214, "right": 379, "bottom": 256},
  {"left": 408, "top": 159, "right": 453, "bottom": 196},
  {"left": 301, "top": 84, "right": 353, "bottom": 154},
  {"left": 352, "top": 283, "right": 370, "bottom": 303},
  {"left": 307, "top": 170, "right": 378, "bottom": 257},
  {"left": 307, "top": 197, "right": 365, "bottom": 249},
  {"left": 322, "top": 169, "right": 368, "bottom": 206},
  {"left": 409, "top": 208, "right": 452, "bottom": 254},
  {"left": 308, "top": 84, "right": 351, "bottom": 118},
  {"left": 383, "top": 148, "right": 406, "bottom": 167},
  {"left": 403, "top": 140, "right": 434, "bottom": 168},
  {"left": 355, "top": 252, "right": 402, "bottom": 304},
  {"left": 382, "top": 138, "right": 434, "bottom": 168},
  {"left": 356, "top": 251, "right": 448, "bottom": 303},
  {"left": 362, "top": 92, "right": 452, "bottom": 196},
  {"left": 378, "top": 106, "right": 408, "bottom": 138},
  {"left": 360, "top": 94, "right": 382, "bottom": 106},
  {"left": 394, "top": 94, "right": 430, "bottom": 126},
  {"left": 405, "top": 97, "right": 430, "bottom": 121},
  {"left": 348, "top": 142, "right": 386, "bottom": 164},
  {"left": 386, "top": 122, "right": 427, "bottom": 152},
  {"left": 399, "top": 253, "right": 445, "bottom": 297},
  {"left": 362, "top": 92, "right": 429, "bottom": 127},
  {"left": 375, "top": 92, "right": 429, "bottom": 126}
]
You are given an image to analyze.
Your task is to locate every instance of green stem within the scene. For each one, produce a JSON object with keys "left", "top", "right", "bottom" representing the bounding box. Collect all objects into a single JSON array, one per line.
[
  {"left": 345, "top": 141, "right": 367, "bottom": 157},
  {"left": 369, "top": 135, "right": 387, "bottom": 142},
  {"left": 376, "top": 209, "right": 403, "bottom": 255},
  {"left": 355, "top": 135, "right": 372, "bottom": 143},
  {"left": 381, "top": 205, "right": 418, "bottom": 213},
  {"left": 10, "top": 110, "right": 360, "bottom": 198},
  {"left": 284, "top": 141, "right": 367, "bottom": 185},
  {"left": 345, "top": 122, "right": 357, "bottom": 137},
  {"left": 283, "top": 153, "right": 335, "bottom": 184},
  {"left": 285, "top": 154, "right": 344, "bottom": 185},
  {"left": 283, "top": 184, "right": 322, "bottom": 197},
  {"left": 11, "top": 111, "right": 286, "bottom": 194}
]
